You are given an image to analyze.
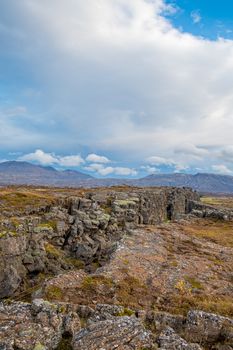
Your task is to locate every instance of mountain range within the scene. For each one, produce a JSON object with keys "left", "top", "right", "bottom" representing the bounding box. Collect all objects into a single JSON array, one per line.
[
  {"left": 1, "top": 161, "right": 233, "bottom": 194},
  {"left": 0, "top": 161, "right": 93, "bottom": 187},
  {"left": 134, "top": 173, "right": 233, "bottom": 194}
]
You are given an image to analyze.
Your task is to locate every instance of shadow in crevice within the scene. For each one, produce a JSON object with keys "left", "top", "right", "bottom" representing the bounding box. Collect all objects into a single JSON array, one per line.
[
  {"left": 167, "top": 204, "right": 173, "bottom": 220},
  {"left": 56, "top": 332, "right": 73, "bottom": 350}
]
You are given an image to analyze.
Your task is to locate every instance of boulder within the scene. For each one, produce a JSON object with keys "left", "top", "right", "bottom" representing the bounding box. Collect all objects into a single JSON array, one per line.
[
  {"left": 157, "top": 327, "right": 202, "bottom": 349},
  {"left": 72, "top": 316, "right": 153, "bottom": 350},
  {"left": 0, "top": 299, "right": 81, "bottom": 350},
  {"left": 185, "top": 310, "right": 233, "bottom": 344}
]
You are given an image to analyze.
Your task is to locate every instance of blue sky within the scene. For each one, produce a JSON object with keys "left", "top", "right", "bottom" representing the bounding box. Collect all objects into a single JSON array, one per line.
[
  {"left": 166, "top": 0, "right": 233, "bottom": 40},
  {"left": 1, "top": 0, "right": 233, "bottom": 178}
]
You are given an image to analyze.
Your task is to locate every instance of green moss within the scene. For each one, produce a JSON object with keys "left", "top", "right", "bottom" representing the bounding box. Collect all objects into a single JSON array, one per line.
[
  {"left": 9, "top": 231, "right": 19, "bottom": 237},
  {"left": 117, "top": 307, "right": 134, "bottom": 317},
  {"left": 59, "top": 305, "right": 66, "bottom": 313},
  {"left": 46, "top": 285, "right": 63, "bottom": 300},
  {"left": 122, "top": 259, "right": 129, "bottom": 265},
  {"left": 116, "top": 275, "right": 149, "bottom": 308},
  {"left": 11, "top": 217, "right": 20, "bottom": 227},
  {"left": 37, "top": 221, "right": 57, "bottom": 231},
  {"left": 65, "top": 257, "right": 85, "bottom": 269},
  {"left": 0, "top": 231, "right": 19, "bottom": 238},
  {"left": 114, "top": 199, "right": 137, "bottom": 207},
  {"left": 0, "top": 232, "right": 7, "bottom": 238},
  {"left": 33, "top": 343, "right": 46, "bottom": 350},
  {"left": 44, "top": 243, "right": 63, "bottom": 258},
  {"left": 170, "top": 260, "right": 178, "bottom": 267},
  {"left": 184, "top": 276, "right": 204, "bottom": 290},
  {"left": 37, "top": 223, "right": 54, "bottom": 230},
  {"left": 81, "top": 275, "right": 114, "bottom": 291}
]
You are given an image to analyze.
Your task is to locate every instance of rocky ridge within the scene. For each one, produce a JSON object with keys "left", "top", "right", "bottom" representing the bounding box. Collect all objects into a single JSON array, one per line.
[
  {"left": 0, "top": 187, "right": 198, "bottom": 299},
  {"left": 0, "top": 186, "right": 232, "bottom": 349}
]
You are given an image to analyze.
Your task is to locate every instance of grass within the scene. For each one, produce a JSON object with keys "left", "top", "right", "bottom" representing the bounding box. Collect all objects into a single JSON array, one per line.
[
  {"left": 184, "top": 276, "right": 204, "bottom": 290},
  {"left": 44, "top": 242, "right": 63, "bottom": 258},
  {"left": 65, "top": 257, "right": 85, "bottom": 269},
  {"left": 115, "top": 275, "right": 149, "bottom": 308},
  {"left": 81, "top": 275, "right": 114, "bottom": 291},
  {"left": 0, "top": 189, "right": 54, "bottom": 208},
  {"left": 181, "top": 219, "right": 233, "bottom": 247},
  {"left": 0, "top": 230, "right": 19, "bottom": 238},
  {"left": 114, "top": 199, "right": 138, "bottom": 207},
  {"left": 37, "top": 221, "right": 57, "bottom": 230},
  {"left": 33, "top": 343, "right": 46, "bottom": 350},
  {"left": 45, "top": 285, "right": 63, "bottom": 300},
  {"left": 116, "top": 307, "right": 134, "bottom": 317},
  {"left": 207, "top": 256, "right": 224, "bottom": 266},
  {"left": 201, "top": 196, "right": 233, "bottom": 209},
  {"left": 165, "top": 293, "right": 233, "bottom": 317}
]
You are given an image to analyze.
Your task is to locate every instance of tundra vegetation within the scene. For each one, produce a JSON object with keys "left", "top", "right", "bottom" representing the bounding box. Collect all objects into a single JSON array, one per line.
[{"left": 0, "top": 186, "right": 232, "bottom": 349}]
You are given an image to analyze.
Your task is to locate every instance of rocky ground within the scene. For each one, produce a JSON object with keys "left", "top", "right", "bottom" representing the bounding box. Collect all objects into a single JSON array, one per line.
[{"left": 0, "top": 186, "right": 232, "bottom": 349}]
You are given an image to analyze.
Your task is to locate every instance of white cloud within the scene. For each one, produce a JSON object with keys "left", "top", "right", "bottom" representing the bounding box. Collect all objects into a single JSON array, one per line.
[
  {"left": 58, "top": 155, "right": 84, "bottom": 166},
  {"left": 86, "top": 153, "right": 110, "bottom": 163},
  {"left": 191, "top": 10, "right": 201, "bottom": 24},
  {"left": 141, "top": 165, "right": 160, "bottom": 174},
  {"left": 175, "top": 143, "right": 209, "bottom": 159},
  {"left": 84, "top": 163, "right": 137, "bottom": 176},
  {"left": 19, "top": 149, "right": 84, "bottom": 167},
  {"left": 1, "top": 0, "right": 233, "bottom": 173},
  {"left": 218, "top": 146, "right": 233, "bottom": 163},
  {"left": 146, "top": 156, "right": 174, "bottom": 166},
  {"left": 212, "top": 164, "right": 233, "bottom": 175},
  {"left": 174, "top": 164, "right": 189, "bottom": 173},
  {"left": 19, "top": 149, "right": 57, "bottom": 165},
  {"left": 146, "top": 155, "right": 190, "bottom": 173},
  {"left": 84, "top": 163, "right": 103, "bottom": 172},
  {"left": 146, "top": 156, "right": 176, "bottom": 167},
  {"left": 114, "top": 167, "right": 137, "bottom": 176}
]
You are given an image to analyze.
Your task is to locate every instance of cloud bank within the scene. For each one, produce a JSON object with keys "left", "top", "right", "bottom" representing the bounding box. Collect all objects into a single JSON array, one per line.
[
  {"left": 1, "top": 0, "right": 233, "bottom": 175},
  {"left": 18, "top": 149, "right": 137, "bottom": 177}
]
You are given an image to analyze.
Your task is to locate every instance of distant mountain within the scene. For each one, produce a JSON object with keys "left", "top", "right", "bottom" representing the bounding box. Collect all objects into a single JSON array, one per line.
[
  {"left": 135, "top": 173, "right": 233, "bottom": 194},
  {"left": 0, "top": 161, "right": 93, "bottom": 186},
  {"left": 1, "top": 161, "right": 233, "bottom": 194}
]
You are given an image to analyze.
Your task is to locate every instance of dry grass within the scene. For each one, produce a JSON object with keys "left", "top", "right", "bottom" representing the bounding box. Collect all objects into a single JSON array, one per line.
[
  {"left": 162, "top": 293, "right": 233, "bottom": 318},
  {"left": 0, "top": 188, "right": 55, "bottom": 215},
  {"left": 201, "top": 195, "right": 233, "bottom": 209},
  {"left": 180, "top": 219, "right": 233, "bottom": 248}
]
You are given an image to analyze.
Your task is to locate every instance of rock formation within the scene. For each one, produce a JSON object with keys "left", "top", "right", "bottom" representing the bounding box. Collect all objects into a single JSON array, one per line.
[
  {"left": 0, "top": 186, "right": 232, "bottom": 349},
  {"left": 0, "top": 187, "right": 199, "bottom": 298}
]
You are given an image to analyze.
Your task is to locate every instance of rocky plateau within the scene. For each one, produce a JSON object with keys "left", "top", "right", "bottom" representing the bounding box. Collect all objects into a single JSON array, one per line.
[{"left": 0, "top": 186, "right": 232, "bottom": 349}]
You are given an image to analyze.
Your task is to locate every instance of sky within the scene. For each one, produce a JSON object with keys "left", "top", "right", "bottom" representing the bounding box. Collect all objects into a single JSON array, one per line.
[{"left": 1, "top": 0, "right": 233, "bottom": 178}]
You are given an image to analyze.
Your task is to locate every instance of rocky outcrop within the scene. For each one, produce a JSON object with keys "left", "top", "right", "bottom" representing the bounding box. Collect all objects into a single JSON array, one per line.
[
  {"left": 1, "top": 299, "right": 232, "bottom": 350},
  {"left": 157, "top": 327, "right": 202, "bottom": 349},
  {"left": 0, "top": 300, "right": 153, "bottom": 350},
  {"left": 72, "top": 316, "right": 153, "bottom": 350},
  {"left": 185, "top": 310, "right": 233, "bottom": 346},
  {"left": 189, "top": 201, "right": 233, "bottom": 220},
  {"left": 0, "top": 299, "right": 80, "bottom": 350},
  {"left": 148, "top": 310, "right": 233, "bottom": 350},
  {"left": 0, "top": 187, "right": 199, "bottom": 298}
]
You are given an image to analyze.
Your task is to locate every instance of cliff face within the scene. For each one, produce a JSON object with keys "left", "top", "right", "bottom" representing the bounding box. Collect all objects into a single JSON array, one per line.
[{"left": 0, "top": 187, "right": 199, "bottom": 299}]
